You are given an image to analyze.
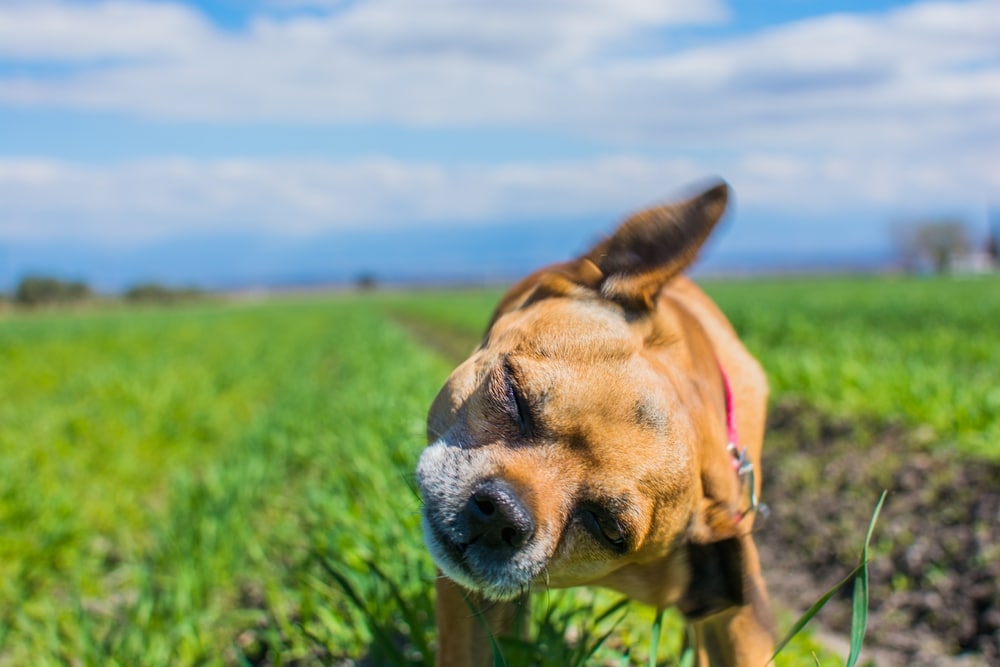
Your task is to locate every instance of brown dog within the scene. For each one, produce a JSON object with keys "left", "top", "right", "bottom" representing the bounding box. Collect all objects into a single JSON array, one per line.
[{"left": 416, "top": 181, "right": 773, "bottom": 666}]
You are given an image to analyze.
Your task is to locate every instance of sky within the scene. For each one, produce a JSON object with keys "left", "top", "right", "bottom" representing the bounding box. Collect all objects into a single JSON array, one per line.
[{"left": 0, "top": 0, "right": 998, "bottom": 291}]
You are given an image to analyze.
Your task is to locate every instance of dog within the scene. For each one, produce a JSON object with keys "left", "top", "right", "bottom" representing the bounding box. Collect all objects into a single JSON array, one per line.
[{"left": 416, "top": 180, "right": 773, "bottom": 666}]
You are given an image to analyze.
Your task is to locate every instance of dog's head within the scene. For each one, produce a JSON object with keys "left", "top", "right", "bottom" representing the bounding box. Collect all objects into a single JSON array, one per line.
[{"left": 417, "top": 181, "right": 743, "bottom": 609}]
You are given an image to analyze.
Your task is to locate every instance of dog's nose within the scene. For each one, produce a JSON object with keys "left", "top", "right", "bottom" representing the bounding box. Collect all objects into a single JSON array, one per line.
[{"left": 465, "top": 480, "right": 535, "bottom": 550}]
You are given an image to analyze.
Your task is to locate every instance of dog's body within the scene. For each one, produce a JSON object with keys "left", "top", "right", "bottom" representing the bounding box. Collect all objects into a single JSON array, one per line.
[{"left": 417, "top": 182, "right": 774, "bottom": 666}]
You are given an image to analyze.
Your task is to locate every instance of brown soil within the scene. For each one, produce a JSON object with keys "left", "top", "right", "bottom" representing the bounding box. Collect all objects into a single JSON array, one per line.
[
  {"left": 758, "top": 400, "right": 1000, "bottom": 666},
  {"left": 387, "top": 309, "right": 483, "bottom": 364}
]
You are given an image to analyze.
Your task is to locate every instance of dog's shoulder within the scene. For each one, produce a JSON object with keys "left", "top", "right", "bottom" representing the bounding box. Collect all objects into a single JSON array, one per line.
[{"left": 661, "top": 276, "right": 767, "bottom": 399}]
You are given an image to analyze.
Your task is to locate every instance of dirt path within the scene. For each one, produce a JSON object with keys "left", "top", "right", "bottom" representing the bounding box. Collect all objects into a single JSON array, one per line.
[
  {"left": 390, "top": 310, "right": 1000, "bottom": 666},
  {"left": 387, "top": 308, "right": 483, "bottom": 365}
]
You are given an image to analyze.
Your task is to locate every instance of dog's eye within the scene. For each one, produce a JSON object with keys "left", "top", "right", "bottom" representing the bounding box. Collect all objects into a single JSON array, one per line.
[
  {"left": 596, "top": 514, "right": 625, "bottom": 546},
  {"left": 503, "top": 362, "right": 533, "bottom": 437},
  {"left": 583, "top": 508, "right": 627, "bottom": 552},
  {"left": 511, "top": 385, "right": 532, "bottom": 437}
]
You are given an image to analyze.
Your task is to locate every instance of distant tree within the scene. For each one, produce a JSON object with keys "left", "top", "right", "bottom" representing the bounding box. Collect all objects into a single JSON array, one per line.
[
  {"left": 123, "top": 282, "right": 203, "bottom": 304},
  {"left": 987, "top": 226, "right": 999, "bottom": 266},
  {"left": 355, "top": 272, "right": 378, "bottom": 292},
  {"left": 14, "top": 275, "right": 92, "bottom": 307},
  {"left": 891, "top": 219, "right": 970, "bottom": 274},
  {"left": 918, "top": 221, "right": 970, "bottom": 273}
]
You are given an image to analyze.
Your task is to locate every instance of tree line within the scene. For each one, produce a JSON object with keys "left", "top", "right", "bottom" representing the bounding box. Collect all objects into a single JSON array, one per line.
[
  {"left": 892, "top": 219, "right": 999, "bottom": 274},
  {"left": 1, "top": 275, "right": 204, "bottom": 309}
]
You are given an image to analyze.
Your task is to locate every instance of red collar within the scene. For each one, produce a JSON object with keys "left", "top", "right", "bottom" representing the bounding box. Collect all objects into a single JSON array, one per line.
[{"left": 719, "top": 364, "right": 760, "bottom": 523}]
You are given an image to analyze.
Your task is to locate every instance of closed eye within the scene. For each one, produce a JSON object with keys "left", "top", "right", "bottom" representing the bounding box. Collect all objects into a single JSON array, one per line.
[{"left": 504, "top": 360, "right": 533, "bottom": 438}]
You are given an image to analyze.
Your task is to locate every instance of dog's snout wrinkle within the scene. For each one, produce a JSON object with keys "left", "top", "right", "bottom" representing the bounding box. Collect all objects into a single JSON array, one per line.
[{"left": 465, "top": 480, "right": 535, "bottom": 551}]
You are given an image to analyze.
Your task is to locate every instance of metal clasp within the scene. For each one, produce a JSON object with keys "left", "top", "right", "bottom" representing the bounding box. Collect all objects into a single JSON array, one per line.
[{"left": 728, "top": 442, "right": 765, "bottom": 520}]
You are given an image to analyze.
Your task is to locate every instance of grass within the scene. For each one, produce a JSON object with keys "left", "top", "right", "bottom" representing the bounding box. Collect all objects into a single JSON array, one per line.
[
  {"left": 0, "top": 296, "right": 723, "bottom": 665},
  {"left": 0, "top": 298, "right": 443, "bottom": 664},
  {"left": 2, "top": 272, "right": 990, "bottom": 664},
  {"left": 768, "top": 490, "right": 887, "bottom": 666},
  {"left": 704, "top": 274, "right": 1000, "bottom": 460},
  {"left": 0, "top": 294, "right": 778, "bottom": 665}
]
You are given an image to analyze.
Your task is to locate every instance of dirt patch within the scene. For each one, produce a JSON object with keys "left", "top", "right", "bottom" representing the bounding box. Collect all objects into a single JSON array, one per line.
[
  {"left": 758, "top": 400, "right": 1000, "bottom": 666},
  {"left": 386, "top": 309, "right": 483, "bottom": 366}
]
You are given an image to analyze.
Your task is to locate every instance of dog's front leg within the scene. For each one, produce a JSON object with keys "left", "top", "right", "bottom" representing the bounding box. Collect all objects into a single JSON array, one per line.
[
  {"left": 688, "top": 603, "right": 773, "bottom": 667},
  {"left": 434, "top": 576, "right": 528, "bottom": 667},
  {"left": 686, "top": 538, "right": 774, "bottom": 667}
]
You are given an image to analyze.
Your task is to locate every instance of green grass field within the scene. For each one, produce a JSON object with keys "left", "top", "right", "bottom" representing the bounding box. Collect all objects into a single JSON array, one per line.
[
  {"left": 0, "top": 299, "right": 445, "bottom": 665},
  {"left": 1, "top": 273, "right": 996, "bottom": 665}
]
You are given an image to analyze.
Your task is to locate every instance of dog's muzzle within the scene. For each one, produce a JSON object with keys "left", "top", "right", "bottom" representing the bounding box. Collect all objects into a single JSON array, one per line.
[
  {"left": 417, "top": 442, "right": 547, "bottom": 599},
  {"left": 465, "top": 479, "right": 536, "bottom": 551}
]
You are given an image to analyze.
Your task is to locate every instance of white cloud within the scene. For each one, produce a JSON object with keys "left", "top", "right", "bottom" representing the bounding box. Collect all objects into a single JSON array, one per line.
[
  {"left": 0, "top": 1, "right": 993, "bottom": 124},
  {"left": 0, "top": 0, "right": 731, "bottom": 128},
  {"left": 0, "top": 156, "right": 692, "bottom": 243},
  {"left": 0, "top": 1, "right": 213, "bottom": 61},
  {"left": 0, "top": 0, "right": 997, "bottom": 249},
  {"left": 1, "top": 153, "right": 994, "bottom": 245},
  {"left": 0, "top": 0, "right": 995, "bottom": 165}
]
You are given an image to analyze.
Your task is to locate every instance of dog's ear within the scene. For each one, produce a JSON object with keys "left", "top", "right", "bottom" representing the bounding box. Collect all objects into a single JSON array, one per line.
[
  {"left": 585, "top": 180, "right": 729, "bottom": 311},
  {"left": 485, "top": 258, "right": 605, "bottom": 329},
  {"left": 485, "top": 180, "right": 728, "bottom": 328}
]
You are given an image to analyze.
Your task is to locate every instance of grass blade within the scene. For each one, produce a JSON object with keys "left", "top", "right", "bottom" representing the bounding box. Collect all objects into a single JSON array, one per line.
[
  {"left": 770, "top": 490, "right": 887, "bottom": 664},
  {"left": 367, "top": 559, "right": 432, "bottom": 663},
  {"left": 678, "top": 624, "right": 696, "bottom": 667},
  {"left": 846, "top": 490, "right": 887, "bottom": 667},
  {"left": 577, "top": 625, "right": 624, "bottom": 666},
  {"left": 489, "top": 632, "right": 508, "bottom": 667},
  {"left": 575, "top": 601, "right": 630, "bottom": 665},
  {"left": 847, "top": 576, "right": 867, "bottom": 666},
  {"left": 594, "top": 597, "right": 630, "bottom": 625},
  {"left": 313, "top": 553, "right": 409, "bottom": 665},
  {"left": 770, "top": 563, "right": 862, "bottom": 659},
  {"left": 648, "top": 607, "right": 666, "bottom": 667}
]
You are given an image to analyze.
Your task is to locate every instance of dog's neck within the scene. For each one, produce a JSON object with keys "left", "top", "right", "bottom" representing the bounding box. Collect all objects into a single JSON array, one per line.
[{"left": 719, "top": 362, "right": 759, "bottom": 524}]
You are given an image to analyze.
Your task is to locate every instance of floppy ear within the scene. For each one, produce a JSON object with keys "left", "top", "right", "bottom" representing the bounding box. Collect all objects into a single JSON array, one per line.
[{"left": 586, "top": 180, "right": 729, "bottom": 311}]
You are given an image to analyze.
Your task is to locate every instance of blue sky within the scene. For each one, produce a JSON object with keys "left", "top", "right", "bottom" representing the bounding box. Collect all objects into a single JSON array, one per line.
[{"left": 0, "top": 0, "right": 997, "bottom": 290}]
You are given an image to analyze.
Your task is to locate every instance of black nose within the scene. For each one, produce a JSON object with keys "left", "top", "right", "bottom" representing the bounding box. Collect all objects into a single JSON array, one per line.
[{"left": 465, "top": 480, "right": 535, "bottom": 550}]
